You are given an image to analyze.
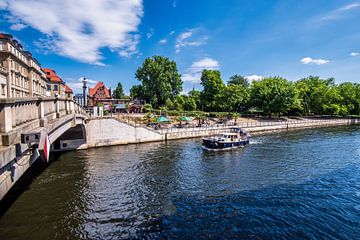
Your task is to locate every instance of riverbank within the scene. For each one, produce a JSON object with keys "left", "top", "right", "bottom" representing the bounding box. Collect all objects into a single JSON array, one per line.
[{"left": 82, "top": 117, "right": 359, "bottom": 148}]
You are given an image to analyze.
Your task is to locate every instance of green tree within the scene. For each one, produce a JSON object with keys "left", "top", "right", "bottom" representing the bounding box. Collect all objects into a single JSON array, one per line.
[
  {"left": 130, "top": 85, "right": 144, "bottom": 100},
  {"left": 183, "top": 96, "right": 197, "bottom": 111},
  {"left": 200, "top": 69, "right": 225, "bottom": 111},
  {"left": 135, "top": 55, "right": 182, "bottom": 107},
  {"left": 227, "top": 74, "right": 249, "bottom": 87},
  {"left": 338, "top": 82, "right": 359, "bottom": 115},
  {"left": 188, "top": 89, "right": 202, "bottom": 110},
  {"left": 250, "top": 77, "right": 298, "bottom": 117},
  {"left": 217, "top": 84, "right": 249, "bottom": 112},
  {"left": 113, "top": 82, "right": 124, "bottom": 99}
]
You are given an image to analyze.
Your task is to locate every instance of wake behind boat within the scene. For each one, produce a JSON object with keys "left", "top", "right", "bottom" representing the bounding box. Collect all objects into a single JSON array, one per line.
[{"left": 202, "top": 127, "right": 250, "bottom": 151}]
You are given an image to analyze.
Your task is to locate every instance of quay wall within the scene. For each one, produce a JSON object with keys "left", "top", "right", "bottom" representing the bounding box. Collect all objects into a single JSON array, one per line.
[
  {"left": 83, "top": 118, "right": 360, "bottom": 149},
  {"left": 84, "top": 118, "right": 164, "bottom": 148}
]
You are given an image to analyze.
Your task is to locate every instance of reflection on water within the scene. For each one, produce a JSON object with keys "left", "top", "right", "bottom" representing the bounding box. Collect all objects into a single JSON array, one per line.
[{"left": 1, "top": 126, "right": 360, "bottom": 239}]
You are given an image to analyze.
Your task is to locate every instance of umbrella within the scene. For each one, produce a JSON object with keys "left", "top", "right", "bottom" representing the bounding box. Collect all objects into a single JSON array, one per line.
[
  {"left": 156, "top": 116, "right": 171, "bottom": 123},
  {"left": 178, "top": 116, "right": 192, "bottom": 122}
]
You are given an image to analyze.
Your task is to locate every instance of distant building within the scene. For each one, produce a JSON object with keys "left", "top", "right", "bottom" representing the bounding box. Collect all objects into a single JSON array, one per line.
[
  {"left": 0, "top": 33, "right": 48, "bottom": 98},
  {"left": 42, "top": 68, "right": 66, "bottom": 97},
  {"left": 65, "top": 84, "right": 73, "bottom": 99},
  {"left": 88, "top": 81, "right": 111, "bottom": 107}
]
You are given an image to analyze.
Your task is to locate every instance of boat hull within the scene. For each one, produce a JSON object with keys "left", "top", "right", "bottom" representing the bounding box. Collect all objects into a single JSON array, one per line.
[{"left": 202, "top": 138, "right": 249, "bottom": 150}]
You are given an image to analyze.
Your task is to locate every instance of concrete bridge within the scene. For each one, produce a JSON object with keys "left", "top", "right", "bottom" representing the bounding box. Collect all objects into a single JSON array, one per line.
[{"left": 0, "top": 97, "right": 88, "bottom": 200}]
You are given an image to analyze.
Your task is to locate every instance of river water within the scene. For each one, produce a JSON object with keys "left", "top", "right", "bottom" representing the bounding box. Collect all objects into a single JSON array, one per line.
[{"left": 1, "top": 126, "right": 360, "bottom": 239}]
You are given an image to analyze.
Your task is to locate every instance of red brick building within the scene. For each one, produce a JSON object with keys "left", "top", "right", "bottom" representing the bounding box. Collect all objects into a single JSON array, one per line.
[{"left": 88, "top": 81, "right": 111, "bottom": 107}]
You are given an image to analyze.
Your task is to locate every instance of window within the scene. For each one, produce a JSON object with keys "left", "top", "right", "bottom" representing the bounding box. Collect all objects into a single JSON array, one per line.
[
  {"left": 47, "top": 84, "right": 51, "bottom": 91},
  {"left": 53, "top": 84, "right": 58, "bottom": 91}
]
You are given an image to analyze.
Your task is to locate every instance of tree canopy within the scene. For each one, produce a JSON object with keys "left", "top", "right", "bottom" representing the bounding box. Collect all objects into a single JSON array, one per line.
[
  {"left": 135, "top": 55, "right": 182, "bottom": 107},
  {"left": 113, "top": 82, "right": 124, "bottom": 99},
  {"left": 251, "top": 77, "right": 298, "bottom": 117}
]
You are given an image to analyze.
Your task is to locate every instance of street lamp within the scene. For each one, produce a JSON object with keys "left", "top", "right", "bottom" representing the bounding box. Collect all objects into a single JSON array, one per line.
[{"left": 82, "top": 77, "right": 87, "bottom": 107}]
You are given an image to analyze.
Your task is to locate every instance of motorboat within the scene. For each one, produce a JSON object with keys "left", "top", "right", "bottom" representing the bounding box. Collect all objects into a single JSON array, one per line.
[{"left": 202, "top": 127, "right": 250, "bottom": 150}]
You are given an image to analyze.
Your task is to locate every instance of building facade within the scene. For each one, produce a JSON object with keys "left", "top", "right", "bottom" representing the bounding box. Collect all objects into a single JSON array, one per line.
[
  {"left": 65, "top": 84, "right": 73, "bottom": 99},
  {"left": 42, "top": 68, "right": 66, "bottom": 97},
  {"left": 0, "top": 33, "right": 47, "bottom": 98},
  {"left": 88, "top": 81, "right": 111, "bottom": 107}
]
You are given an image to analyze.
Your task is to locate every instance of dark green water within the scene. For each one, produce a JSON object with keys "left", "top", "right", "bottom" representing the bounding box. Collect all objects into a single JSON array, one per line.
[{"left": 1, "top": 126, "right": 360, "bottom": 239}]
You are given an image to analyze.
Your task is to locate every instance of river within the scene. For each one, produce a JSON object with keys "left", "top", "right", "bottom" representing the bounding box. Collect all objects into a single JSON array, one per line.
[{"left": 1, "top": 126, "right": 360, "bottom": 239}]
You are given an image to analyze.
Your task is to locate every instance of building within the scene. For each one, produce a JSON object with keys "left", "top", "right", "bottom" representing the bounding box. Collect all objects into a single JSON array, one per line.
[
  {"left": 42, "top": 68, "right": 66, "bottom": 97},
  {"left": 0, "top": 33, "right": 48, "bottom": 98},
  {"left": 88, "top": 81, "right": 111, "bottom": 107},
  {"left": 65, "top": 84, "right": 73, "bottom": 99}
]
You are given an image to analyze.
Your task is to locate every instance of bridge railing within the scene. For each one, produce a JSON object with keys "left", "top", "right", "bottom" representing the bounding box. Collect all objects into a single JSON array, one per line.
[{"left": 0, "top": 97, "right": 87, "bottom": 134}]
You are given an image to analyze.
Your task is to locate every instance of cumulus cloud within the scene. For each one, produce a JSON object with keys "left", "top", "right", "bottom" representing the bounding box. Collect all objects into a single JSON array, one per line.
[
  {"left": 245, "top": 75, "right": 263, "bottom": 81},
  {"left": 66, "top": 77, "right": 99, "bottom": 93},
  {"left": 9, "top": 23, "right": 27, "bottom": 31},
  {"left": 182, "top": 57, "right": 219, "bottom": 83},
  {"left": 175, "top": 29, "right": 207, "bottom": 53},
  {"left": 159, "top": 39, "right": 167, "bottom": 44},
  {"left": 350, "top": 52, "right": 359, "bottom": 56},
  {"left": 300, "top": 57, "right": 329, "bottom": 65},
  {"left": 0, "top": 0, "right": 143, "bottom": 65}
]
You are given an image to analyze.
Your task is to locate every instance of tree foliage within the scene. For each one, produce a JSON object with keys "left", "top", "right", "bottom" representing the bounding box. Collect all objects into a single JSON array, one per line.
[
  {"left": 200, "top": 69, "right": 225, "bottom": 111},
  {"left": 227, "top": 74, "right": 249, "bottom": 87},
  {"left": 250, "top": 77, "right": 298, "bottom": 117},
  {"left": 113, "top": 82, "right": 124, "bottom": 99},
  {"left": 135, "top": 55, "right": 182, "bottom": 107}
]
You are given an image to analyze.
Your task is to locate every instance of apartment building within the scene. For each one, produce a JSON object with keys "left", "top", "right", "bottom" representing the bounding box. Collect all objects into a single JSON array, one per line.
[
  {"left": 0, "top": 33, "right": 47, "bottom": 99},
  {"left": 42, "top": 68, "right": 66, "bottom": 97}
]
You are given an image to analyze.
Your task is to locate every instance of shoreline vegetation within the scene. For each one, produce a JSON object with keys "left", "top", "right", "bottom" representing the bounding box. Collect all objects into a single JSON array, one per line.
[{"left": 111, "top": 56, "right": 360, "bottom": 126}]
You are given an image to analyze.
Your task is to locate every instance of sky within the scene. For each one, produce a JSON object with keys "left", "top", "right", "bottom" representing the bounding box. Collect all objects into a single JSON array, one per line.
[{"left": 0, "top": 0, "right": 360, "bottom": 94}]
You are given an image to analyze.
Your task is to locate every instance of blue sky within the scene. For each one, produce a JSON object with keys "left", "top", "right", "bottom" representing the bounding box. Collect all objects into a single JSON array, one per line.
[{"left": 1, "top": 0, "right": 360, "bottom": 94}]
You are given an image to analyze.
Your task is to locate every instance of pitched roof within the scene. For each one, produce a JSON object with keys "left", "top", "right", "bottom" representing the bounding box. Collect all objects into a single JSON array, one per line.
[
  {"left": 42, "top": 68, "right": 63, "bottom": 83},
  {"left": 65, "top": 84, "right": 73, "bottom": 93},
  {"left": 89, "top": 81, "right": 111, "bottom": 98}
]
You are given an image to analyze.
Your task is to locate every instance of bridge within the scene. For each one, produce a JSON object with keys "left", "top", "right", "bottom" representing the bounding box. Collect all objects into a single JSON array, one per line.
[{"left": 0, "top": 97, "right": 88, "bottom": 200}]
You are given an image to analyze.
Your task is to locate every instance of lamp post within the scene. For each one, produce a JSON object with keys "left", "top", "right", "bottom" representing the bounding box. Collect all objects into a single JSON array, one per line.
[{"left": 82, "top": 77, "right": 87, "bottom": 107}]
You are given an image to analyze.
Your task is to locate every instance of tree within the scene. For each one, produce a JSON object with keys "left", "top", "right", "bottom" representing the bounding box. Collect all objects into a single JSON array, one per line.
[
  {"left": 113, "top": 82, "right": 124, "bottom": 99},
  {"left": 338, "top": 82, "right": 359, "bottom": 115},
  {"left": 200, "top": 69, "right": 225, "bottom": 111},
  {"left": 135, "top": 56, "right": 182, "bottom": 107},
  {"left": 227, "top": 74, "right": 249, "bottom": 87},
  {"left": 188, "top": 89, "right": 202, "bottom": 110},
  {"left": 182, "top": 96, "right": 197, "bottom": 111},
  {"left": 250, "top": 77, "right": 298, "bottom": 117},
  {"left": 130, "top": 85, "right": 144, "bottom": 100},
  {"left": 217, "top": 84, "right": 249, "bottom": 112}
]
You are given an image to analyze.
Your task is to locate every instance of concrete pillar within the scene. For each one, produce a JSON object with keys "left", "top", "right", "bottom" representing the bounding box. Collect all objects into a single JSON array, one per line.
[{"left": 0, "top": 105, "right": 12, "bottom": 132}]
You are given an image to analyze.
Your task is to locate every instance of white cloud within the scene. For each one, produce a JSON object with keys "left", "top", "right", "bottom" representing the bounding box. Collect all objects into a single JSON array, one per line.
[
  {"left": 182, "top": 57, "right": 220, "bottom": 83},
  {"left": 66, "top": 77, "right": 99, "bottom": 93},
  {"left": 316, "top": 3, "right": 360, "bottom": 22},
  {"left": 159, "top": 39, "right": 167, "bottom": 44},
  {"left": 146, "top": 28, "right": 154, "bottom": 39},
  {"left": 169, "top": 30, "right": 175, "bottom": 36},
  {"left": 175, "top": 29, "right": 207, "bottom": 53},
  {"left": 172, "top": 0, "right": 176, "bottom": 8},
  {"left": 300, "top": 57, "right": 329, "bottom": 65},
  {"left": 245, "top": 75, "right": 263, "bottom": 81},
  {"left": 10, "top": 23, "right": 26, "bottom": 31},
  {"left": 0, "top": 0, "right": 143, "bottom": 64},
  {"left": 350, "top": 52, "right": 359, "bottom": 56}
]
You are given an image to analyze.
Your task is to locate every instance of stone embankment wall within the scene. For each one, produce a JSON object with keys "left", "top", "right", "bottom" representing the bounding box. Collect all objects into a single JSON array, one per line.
[
  {"left": 84, "top": 118, "right": 359, "bottom": 149},
  {"left": 84, "top": 118, "right": 164, "bottom": 148},
  {"left": 159, "top": 118, "right": 360, "bottom": 140}
]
